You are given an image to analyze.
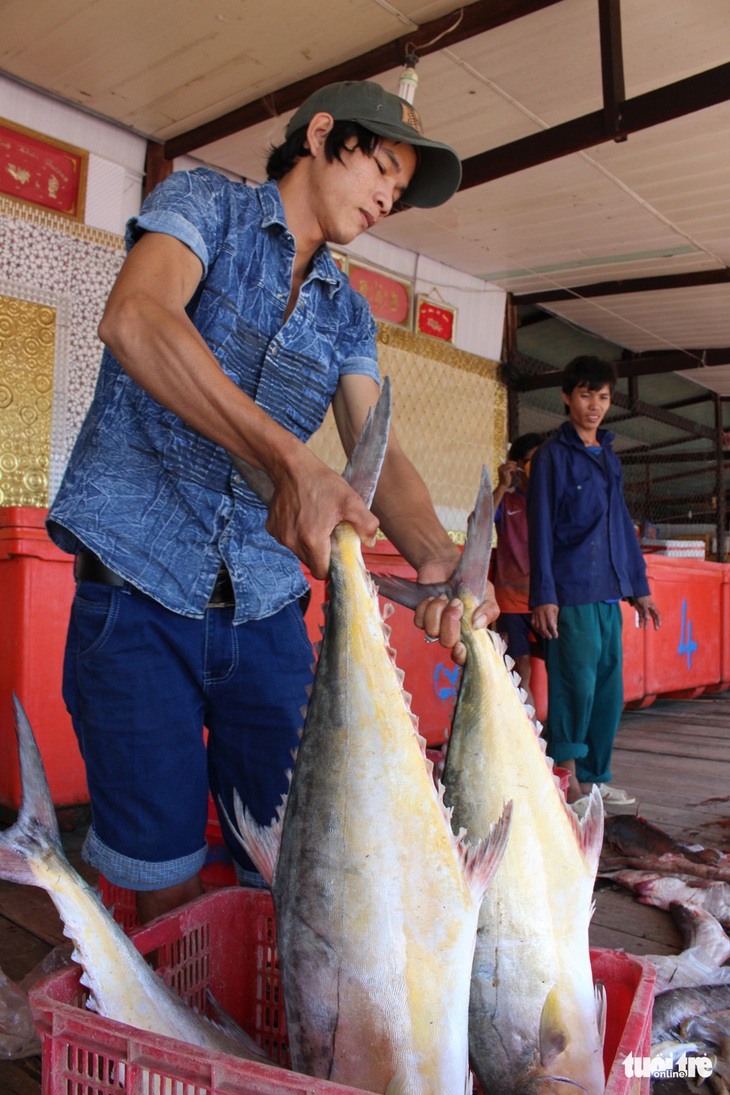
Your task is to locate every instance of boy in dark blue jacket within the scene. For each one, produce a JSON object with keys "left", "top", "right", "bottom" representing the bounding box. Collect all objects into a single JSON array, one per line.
[{"left": 528, "top": 356, "right": 661, "bottom": 810}]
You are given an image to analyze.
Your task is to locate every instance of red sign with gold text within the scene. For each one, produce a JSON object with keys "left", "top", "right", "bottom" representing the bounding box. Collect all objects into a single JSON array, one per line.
[
  {"left": 417, "top": 299, "right": 456, "bottom": 342},
  {"left": 349, "top": 264, "right": 411, "bottom": 326},
  {"left": 0, "top": 119, "right": 87, "bottom": 219}
]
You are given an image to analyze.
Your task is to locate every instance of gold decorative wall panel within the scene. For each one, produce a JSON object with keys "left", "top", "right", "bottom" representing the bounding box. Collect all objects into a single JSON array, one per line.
[
  {"left": 308, "top": 324, "right": 506, "bottom": 536},
  {"left": 0, "top": 294, "right": 55, "bottom": 506}
]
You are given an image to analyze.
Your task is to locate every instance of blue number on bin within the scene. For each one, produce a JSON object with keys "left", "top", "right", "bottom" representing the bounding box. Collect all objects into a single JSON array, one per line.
[
  {"left": 677, "top": 599, "right": 698, "bottom": 669},
  {"left": 434, "top": 663, "right": 460, "bottom": 699}
]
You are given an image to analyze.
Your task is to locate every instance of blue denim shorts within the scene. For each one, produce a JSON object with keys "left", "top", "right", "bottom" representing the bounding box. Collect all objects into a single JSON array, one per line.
[{"left": 62, "top": 580, "right": 313, "bottom": 890}]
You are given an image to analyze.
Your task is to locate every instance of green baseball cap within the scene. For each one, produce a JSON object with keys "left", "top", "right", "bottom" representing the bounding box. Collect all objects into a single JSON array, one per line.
[{"left": 285, "top": 80, "right": 462, "bottom": 209}]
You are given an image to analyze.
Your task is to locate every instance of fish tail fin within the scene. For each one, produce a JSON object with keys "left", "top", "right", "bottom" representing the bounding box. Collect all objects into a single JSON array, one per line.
[
  {"left": 452, "top": 465, "right": 493, "bottom": 601},
  {"left": 0, "top": 695, "right": 60, "bottom": 887},
  {"left": 343, "top": 376, "right": 391, "bottom": 507},
  {"left": 459, "top": 800, "right": 513, "bottom": 904},
  {"left": 225, "top": 376, "right": 392, "bottom": 509},
  {"left": 220, "top": 788, "right": 285, "bottom": 887},
  {"left": 371, "top": 465, "right": 495, "bottom": 609}
]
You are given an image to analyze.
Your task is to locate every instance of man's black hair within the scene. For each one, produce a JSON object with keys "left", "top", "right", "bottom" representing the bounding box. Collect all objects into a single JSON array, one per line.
[
  {"left": 562, "top": 355, "right": 618, "bottom": 399},
  {"left": 509, "top": 432, "right": 543, "bottom": 463},
  {"left": 267, "top": 120, "right": 381, "bottom": 181}
]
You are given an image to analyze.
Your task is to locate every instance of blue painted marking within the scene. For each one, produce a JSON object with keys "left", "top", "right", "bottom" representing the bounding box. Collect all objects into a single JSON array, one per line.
[
  {"left": 434, "top": 663, "right": 460, "bottom": 700},
  {"left": 677, "top": 599, "right": 698, "bottom": 669}
]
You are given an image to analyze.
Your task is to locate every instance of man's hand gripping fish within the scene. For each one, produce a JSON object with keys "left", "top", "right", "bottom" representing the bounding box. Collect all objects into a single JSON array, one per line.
[
  {"left": 226, "top": 380, "right": 512, "bottom": 1095},
  {"left": 0, "top": 697, "right": 264, "bottom": 1061},
  {"left": 375, "top": 468, "right": 606, "bottom": 1095}
]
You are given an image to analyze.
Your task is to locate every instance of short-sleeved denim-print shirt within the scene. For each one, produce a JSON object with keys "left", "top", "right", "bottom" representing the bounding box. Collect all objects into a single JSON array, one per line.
[{"left": 47, "top": 170, "right": 380, "bottom": 623}]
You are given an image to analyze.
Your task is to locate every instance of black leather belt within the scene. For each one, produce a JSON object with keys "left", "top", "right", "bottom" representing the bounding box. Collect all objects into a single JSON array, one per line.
[
  {"left": 207, "top": 563, "right": 235, "bottom": 607},
  {"left": 74, "top": 550, "right": 126, "bottom": 587},
  {"left": 74, "top": 551, "right": 236, "bottom": 608}
]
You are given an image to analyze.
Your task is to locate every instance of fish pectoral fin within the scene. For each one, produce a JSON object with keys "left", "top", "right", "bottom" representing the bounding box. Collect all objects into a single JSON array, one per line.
[
  {"left": 384, "top": 1074, "right": 411, "bottom": 1095},
  {"left": 219, "top": 789, "right": 283, "bottom": 887},
  {"left": 460, "top": 800, "right": 513, "bottom": 904},
  {"left": 595, "top": 979, "right": 607, "bottom": 1046},
  {"left": 538, "top": 987, "right": 568, "bottom": 1066}
]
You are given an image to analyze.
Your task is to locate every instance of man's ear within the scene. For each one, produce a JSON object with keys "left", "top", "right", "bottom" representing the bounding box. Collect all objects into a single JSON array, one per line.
[{"left": 305, "top": 112, "right": 335, "bottom": 157}]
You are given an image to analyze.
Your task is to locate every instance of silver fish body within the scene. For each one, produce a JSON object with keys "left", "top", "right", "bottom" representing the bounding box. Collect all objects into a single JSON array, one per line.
[
  {"left": 444, "top": 595, "right": 606, "bottom": 1095},
  {"left": 374, "top": 467, "right": 605, "bottom": 1095},
  {"left": 0, "top": 697, "right": 263, "bottom": 1061},
  {"left": 230, "top": 388, "right": 510, "bottom": 1094}
]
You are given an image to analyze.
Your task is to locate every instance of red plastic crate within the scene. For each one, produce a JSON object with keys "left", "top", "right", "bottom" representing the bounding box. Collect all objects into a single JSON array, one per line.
[{"left": 30, "top": 887, "right": 655, "bottom": 1095}]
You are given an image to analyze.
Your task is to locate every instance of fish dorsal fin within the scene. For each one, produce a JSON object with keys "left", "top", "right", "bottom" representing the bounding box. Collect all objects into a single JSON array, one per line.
[
  {"left": 205, "top": 989, "right": 268, "bottom": 1059},
  {"left": 539, "top": 986, "right": 568, "bottom": 1066},
  {"left": 456, "top": 801, "right": 512, "bottom": 905},
  {"left": 220, "top": 787, "right": 287, "bottom": 887}
]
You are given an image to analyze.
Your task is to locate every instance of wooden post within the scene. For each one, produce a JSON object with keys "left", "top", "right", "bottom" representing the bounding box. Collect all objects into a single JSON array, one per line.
[{"left": 143, "top": 140, "right": 174, "bottom": 200}]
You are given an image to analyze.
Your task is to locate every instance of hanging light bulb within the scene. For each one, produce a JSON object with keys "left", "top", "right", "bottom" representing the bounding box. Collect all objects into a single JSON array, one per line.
[{"left": 398, "top": 49, "right": 419, "bottom": 104}]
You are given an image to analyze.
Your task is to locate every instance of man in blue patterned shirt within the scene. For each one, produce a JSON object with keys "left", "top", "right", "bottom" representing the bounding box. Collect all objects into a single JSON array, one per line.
[{"left": 48, "top": 80, "right": 496, "bottom": 921}]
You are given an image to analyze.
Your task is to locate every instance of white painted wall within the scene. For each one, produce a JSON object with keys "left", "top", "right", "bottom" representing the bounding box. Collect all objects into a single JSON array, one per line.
[{"left": 0, "top": 74, "right": 146, "bottom": 235}]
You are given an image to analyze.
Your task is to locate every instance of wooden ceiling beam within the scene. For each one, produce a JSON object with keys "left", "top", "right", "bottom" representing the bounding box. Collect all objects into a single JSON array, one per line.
[
  {"left": 514, "top": 349, "right": 730, "bottom": 389},
  {"left": 515, "top": 268, "right": 730, "bottom": 304},
  {"left": 598, "top": 0, "right": 625, "bottom": 141},
  {"left": 459, "top": 61, "right": 730, "bottom": 189},
  {"left": 163, "top": 0, "right": 563, "bottom": 159}
]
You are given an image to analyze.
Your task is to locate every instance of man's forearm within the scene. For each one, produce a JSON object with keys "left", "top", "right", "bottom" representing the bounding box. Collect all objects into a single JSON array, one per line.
[{"left": 372, "top": 447, "right": 460, "bottom": 581}]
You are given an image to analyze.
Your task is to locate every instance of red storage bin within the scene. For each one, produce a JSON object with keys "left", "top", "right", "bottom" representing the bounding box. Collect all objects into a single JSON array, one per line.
[
  {"left": 0, "top": 506, "right": 85, "bottom": 810},
  {"left": 704, "top": 563, "right": 730, "bottom": 695},
  {"left": 363, "top": 539, "right": 459, "bottom": 747},
  {"left": 30, "top": 887, "right": 655, "bottom": 1095},
  {"left": 620, "top": 599, "right": 647, "bottom": 706},
  {"left": 644, "top": 556, "right": 725, "bottom": 700}
]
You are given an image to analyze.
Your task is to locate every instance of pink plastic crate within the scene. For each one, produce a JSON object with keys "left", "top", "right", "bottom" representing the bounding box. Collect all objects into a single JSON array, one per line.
[{"left": 29, "top": 888, "right": 655, "bottom": 1095}]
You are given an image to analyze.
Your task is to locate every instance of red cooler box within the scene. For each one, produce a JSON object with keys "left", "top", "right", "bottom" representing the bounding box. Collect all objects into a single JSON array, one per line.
[
  {"left": 621, "top": 598, "right": 648, "bottom": 708},
  {"left": 705, "top": 563, "right": 730, "bottom": 695},
  {"left": 0, "top": 506, "right": 85, "bottom": 810},
  {"left": 364, "top": 539, "right": 459, "bottom": 747},
  {"left": 644, "top": 556, "right": 725, "bottom": 700}
]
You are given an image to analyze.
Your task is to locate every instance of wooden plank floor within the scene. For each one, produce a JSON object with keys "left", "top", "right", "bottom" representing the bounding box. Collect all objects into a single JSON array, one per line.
[{"left": 1, "top": 691, "right": 729, "bottom": 1092}]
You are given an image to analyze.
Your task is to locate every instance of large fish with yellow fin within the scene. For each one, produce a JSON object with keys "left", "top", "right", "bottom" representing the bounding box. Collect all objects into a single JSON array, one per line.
[
  {"left": 375, "top": 467, "right": 606, "bottom": 1095},
  {"left": 227, "top": 381, "right": 511, "bottom": 1094}
]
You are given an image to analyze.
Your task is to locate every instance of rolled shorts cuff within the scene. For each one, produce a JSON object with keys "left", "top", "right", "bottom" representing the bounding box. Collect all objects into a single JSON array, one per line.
[
  {"left": 82, "top": 828, "right": 207, "bottom": 891},
  {"left": 233, "top": 863, "right": 269, "bottom": 890}
]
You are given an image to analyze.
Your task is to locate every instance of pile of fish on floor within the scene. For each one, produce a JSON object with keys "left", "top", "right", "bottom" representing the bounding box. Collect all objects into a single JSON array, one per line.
[
  {"left": 600, "top": 813, "right": 730, "bottom": 1091},
  {"left": 0, "top": 380, "right": 606, "bottom": 1094}
]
